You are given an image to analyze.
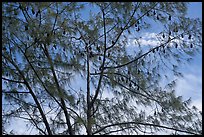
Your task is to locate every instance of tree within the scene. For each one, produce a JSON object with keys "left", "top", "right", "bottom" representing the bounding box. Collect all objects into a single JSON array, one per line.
[{"left": 2, "top": 2, "right": 202, "bottom": 135}]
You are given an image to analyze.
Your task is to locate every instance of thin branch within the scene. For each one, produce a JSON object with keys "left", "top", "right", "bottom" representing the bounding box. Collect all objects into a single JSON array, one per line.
[
  {"left": 103, "top": 75, "right": 156, "bottom": 103},
  {"left": 106, "top": 6, "right": 137, "bottom": 50},
  {"left": 2, "top": 91, "right": 30, "bottom": 94},
  {"left": 2, "top": 93, "right": 37, "bottom": 109},
  {"left": 86, "top": 35, "right": 91, "bottom": 135},
  {"left": 90, "top": 7, "right": 108, "bottom": 109},
  {"left": 12, "top": 40, "right": 63, "bottom": 110},
  {"left": 42, "top": 45, "right": 74, "bottom": 135},
  {"left": 102, "top": 126, "right": 139, "bottom": 135},
  {"left": 2, "top": 77, "right": 25, "bottom": 84},
  {"left": 2, "top": 54, "right": 52, "bottom": 135},
  {"left": 65, "top": 106, "right": 87, "bottom": 131},
  {"left": 104, "top": 32, "right": 184, "bottom": 70},
  {"left": 93, "top": 121, "right": 199, "bottom": 135},
  {"left": 22, "top": 106, "right": 47, "bottom": 135}
]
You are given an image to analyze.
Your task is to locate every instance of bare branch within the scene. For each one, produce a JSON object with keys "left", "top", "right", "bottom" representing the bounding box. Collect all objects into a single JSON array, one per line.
[{"left": 93, "top": 121, "right": 199, "bottom": 135}]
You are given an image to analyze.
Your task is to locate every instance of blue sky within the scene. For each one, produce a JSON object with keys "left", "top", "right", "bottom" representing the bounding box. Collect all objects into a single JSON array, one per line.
[
  {"left": 187, "top": 2, "right": 202, "bottom": 19},
  {"left": 126, "top": 2, "right": 202, "bottom": 110},
  {"left": 175, "top": 2, "right": 202, "bottom": 110}
]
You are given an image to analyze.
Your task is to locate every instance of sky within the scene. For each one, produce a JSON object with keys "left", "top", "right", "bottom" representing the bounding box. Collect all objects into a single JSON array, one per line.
[
  {"left": 175, "top": 2, "right": 202, "bottom": 110},
  {"left": 187, "top": 2, "right": 202, "bottom": 19},
  {"left": 2, "top": 2, "right": 202, "bottom": 135},
  {"left": 126, "top": 2, "right": 202, "bottom": 111}
]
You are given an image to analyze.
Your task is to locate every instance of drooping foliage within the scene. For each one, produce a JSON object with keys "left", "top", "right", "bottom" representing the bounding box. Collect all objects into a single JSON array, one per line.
[{"left": 2, "top": 2, "right": 202, "bottom": 135}]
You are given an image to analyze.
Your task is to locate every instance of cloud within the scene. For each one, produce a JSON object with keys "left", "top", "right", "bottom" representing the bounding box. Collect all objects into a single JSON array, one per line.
[
  {"left": 128, "top": 32, "right": 193, "bottom": 49},
  {"left": 5, "top": 118, "right": 35, "bottom": 135},
  {"left": 175, "top": 73, "right": 202, "bottom": 111},
  {"left": 137, "top": 38, "right": 159, "bottom": 47},
  {"left": 142, "top": 32, "right": 158, "bottom": 39},
  {"left": 128, "top": 32, "right": 160, "bottom": 47},
  {"left": 191, "top": 99, "right": 202, "bottom": 111},
  {"left": 127, "top": 32, "right": 202, "bottom": 112}
]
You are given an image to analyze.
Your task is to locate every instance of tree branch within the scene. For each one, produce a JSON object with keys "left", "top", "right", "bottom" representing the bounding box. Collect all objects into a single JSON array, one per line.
[
  {"left": 93, "top": 121, "right": 199, "bottom": 135},
  {"left": 2, "top": 54, "right": 52, "bottom": 135},
  {"left": 11, "top": 40, "right": 63, "bottom": 110},
  {"left": 43, "top": 45, "right": 74, "bottom": 135},
  {"left": 2, "top": 77, "right": 25, "bottom": 84},
  {"left": 104, "top": 33, "right": 183, "bottom": 70},
  {"left": 86, "top": 43, "right": 91, "bottom": 135},
  {"left": 90, "top": 7, "right": 107, "bottom": 111}
]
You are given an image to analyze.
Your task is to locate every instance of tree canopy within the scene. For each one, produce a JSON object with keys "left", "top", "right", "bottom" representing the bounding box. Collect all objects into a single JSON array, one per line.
[{"left": 2, "top": 2, "right": 202, "bottom": 135}]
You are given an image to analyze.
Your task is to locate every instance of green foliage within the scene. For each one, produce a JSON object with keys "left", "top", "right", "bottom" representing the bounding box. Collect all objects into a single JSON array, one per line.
[{"left": 2, "top": 2, "right": 202, "bottom": 135}]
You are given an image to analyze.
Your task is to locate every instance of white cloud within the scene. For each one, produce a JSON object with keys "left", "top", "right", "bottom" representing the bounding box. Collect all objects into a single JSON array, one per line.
[
  {"left": 127, "top": 32, "right": 202, "bottom": 112},
  {"left": 128, "top": 32, "right": 160, "bottom": 47},
  {"left": 128, "top": 32, "right": 193, "bottom": 49},
  {"left": 175, "top": 73, "right": 202, "bottom": 111},
  {"left": 6, "top": 118, "right": 36, "bottom": 135},
  {"left": 142, "top": 32, "right": 158, "bottom": 39},
  {"left": 191, "top": 99, "right": 202, "bottom": 111},
  {"left": 137, "top": 38, "right": 159, "bottom": 46}
]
